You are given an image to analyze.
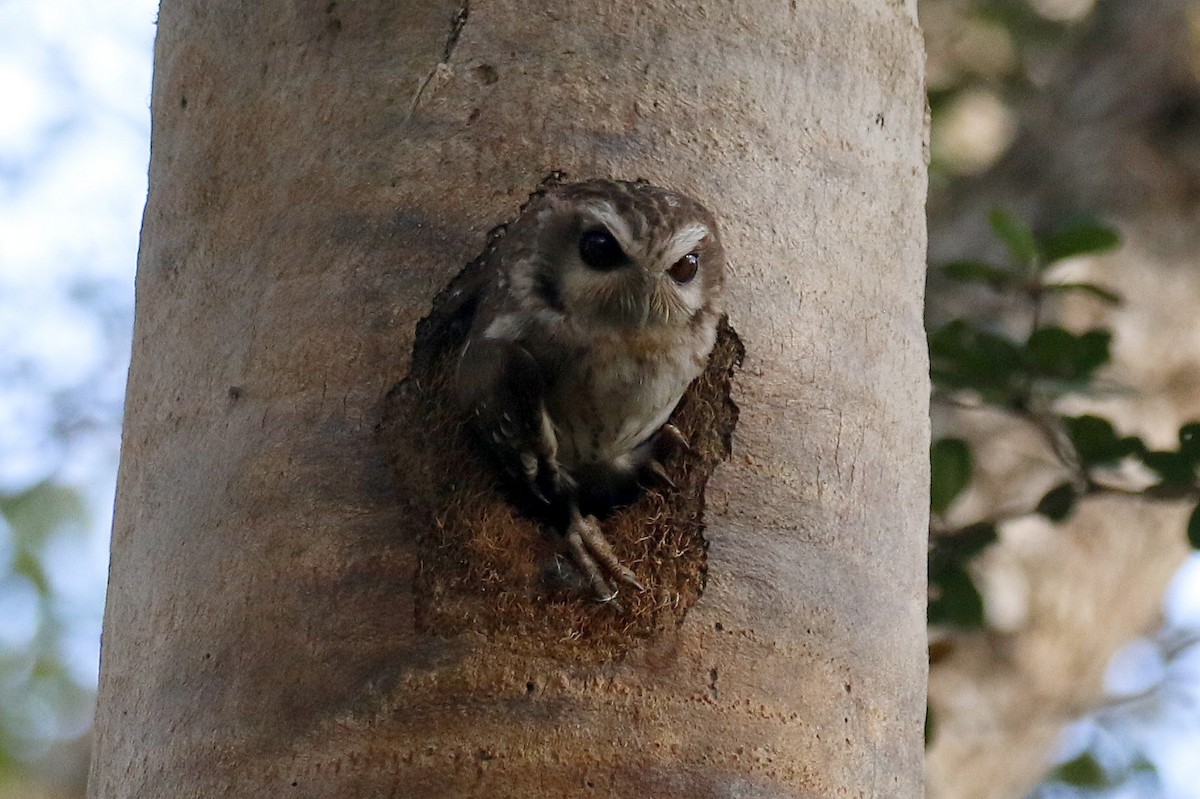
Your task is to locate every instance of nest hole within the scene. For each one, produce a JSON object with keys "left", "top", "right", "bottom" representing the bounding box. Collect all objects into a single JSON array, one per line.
[{"left": 378, "top": 232, "right": 742, "bottom": 661}]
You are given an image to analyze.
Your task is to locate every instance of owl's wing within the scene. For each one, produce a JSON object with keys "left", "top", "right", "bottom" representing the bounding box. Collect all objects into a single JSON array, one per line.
[{"left": 456, "top": 337, "right": 569, "bottom": 504}]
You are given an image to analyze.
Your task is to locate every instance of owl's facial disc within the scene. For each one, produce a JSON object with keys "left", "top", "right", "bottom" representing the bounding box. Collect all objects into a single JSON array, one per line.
[{"left": 550, "top": 196, "right": 719, "bottom": 330}]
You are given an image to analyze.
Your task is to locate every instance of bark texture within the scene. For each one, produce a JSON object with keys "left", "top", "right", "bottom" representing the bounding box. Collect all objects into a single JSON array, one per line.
[{"left": 89, "top": 1, "right": 929, "bottom": 797}]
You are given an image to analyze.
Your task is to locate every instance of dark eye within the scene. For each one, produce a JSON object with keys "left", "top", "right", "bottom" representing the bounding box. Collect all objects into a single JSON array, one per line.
[
  {"left": 579, "top": 228, "right": 627, "bottom": 271},
  {"left": 668, "top": 253, "right": 699, "bottom": 283}
]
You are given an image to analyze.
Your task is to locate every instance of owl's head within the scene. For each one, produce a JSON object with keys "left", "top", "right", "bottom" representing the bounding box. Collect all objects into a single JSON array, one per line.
[{"left": 507, "top": 179, "right": 725, "bottom": 331}]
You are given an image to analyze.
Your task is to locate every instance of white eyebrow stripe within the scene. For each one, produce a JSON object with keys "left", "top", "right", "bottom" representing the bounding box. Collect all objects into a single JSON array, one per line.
[
  {"left": 580, "top": 202, "right": 635, "bottom": 252},
  {"left": 661, "top": 223, "right": 710, "bottom": 265}
]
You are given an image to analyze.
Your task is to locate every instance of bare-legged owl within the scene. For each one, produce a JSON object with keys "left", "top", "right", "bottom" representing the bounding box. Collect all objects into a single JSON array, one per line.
[{"left": 456, "top": 179, "right": 726, "bottom": 600}]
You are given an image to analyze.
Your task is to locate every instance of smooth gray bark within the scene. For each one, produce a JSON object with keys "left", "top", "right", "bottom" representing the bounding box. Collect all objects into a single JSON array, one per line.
[{"left": 90, "top": 2, "right": 929, "bottom": 796}]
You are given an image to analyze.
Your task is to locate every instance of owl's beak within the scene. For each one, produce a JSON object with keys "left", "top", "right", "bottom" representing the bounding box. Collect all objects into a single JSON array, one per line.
[
  {"left": 628, "top": 288, "right": 652, "bottom": 327},
  {"left": 611, "top": 271, "right": 653, "bottom": 328}
]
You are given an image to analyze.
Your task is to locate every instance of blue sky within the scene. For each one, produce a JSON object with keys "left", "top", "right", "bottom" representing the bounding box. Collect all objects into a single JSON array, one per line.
[{"left": 0, "top": 0, "right": 155, "bottom": 701}]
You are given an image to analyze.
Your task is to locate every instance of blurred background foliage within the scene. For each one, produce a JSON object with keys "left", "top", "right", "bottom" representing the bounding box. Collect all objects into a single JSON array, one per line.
[
  {"left": 3, "top": 0, "right": 1200, "bottom": 797},
  {"left": 0, "top": 1, "right": 152, "bottom": 795},
  {"left": 924, "top": 0, "right": 1200, "bottom": 797}
]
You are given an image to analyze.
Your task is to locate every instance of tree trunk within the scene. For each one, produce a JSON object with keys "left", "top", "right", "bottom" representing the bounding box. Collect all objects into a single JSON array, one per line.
[{"left": 89, "top": 2, "right": 929, "bottom": 797}]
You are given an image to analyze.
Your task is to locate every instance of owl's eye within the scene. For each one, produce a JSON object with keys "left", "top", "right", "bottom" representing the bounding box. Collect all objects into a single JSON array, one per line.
[
  {"left": 579, "top": 228, "right": 627, "bottom": 271},
  {"left": 668, "top": 253, "right": 699, "bottom": 284}
]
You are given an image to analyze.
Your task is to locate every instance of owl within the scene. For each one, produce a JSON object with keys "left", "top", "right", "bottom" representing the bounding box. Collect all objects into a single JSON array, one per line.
[{"left": 456, "top": 179, "right": 726, "bottom": 600}]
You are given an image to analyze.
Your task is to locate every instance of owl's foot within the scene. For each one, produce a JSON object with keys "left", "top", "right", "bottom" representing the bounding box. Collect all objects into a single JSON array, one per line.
[
  {"left": 563, "top": 508, "right": 644, "bottom": 601},
  {"left": 526, "top": 458, "right": 575, "bottom": 508}
]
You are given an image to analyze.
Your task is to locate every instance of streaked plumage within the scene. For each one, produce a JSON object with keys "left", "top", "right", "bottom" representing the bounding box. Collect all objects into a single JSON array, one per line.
[{"left": 456, "top": 179, "right": 725, "bottom": 599}]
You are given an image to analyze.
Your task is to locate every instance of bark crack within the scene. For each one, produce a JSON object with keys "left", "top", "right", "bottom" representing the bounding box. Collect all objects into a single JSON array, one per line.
[
  {"left": 442, "top": 1, "right": 470, "bottom": 62},
  {"left": 408, "top": 1, "right": 471, "bottom": 119}
]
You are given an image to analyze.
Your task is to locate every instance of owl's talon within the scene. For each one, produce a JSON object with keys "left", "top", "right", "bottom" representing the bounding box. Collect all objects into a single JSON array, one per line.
[
  {"left": 565, "top": 510, "right": 645, "bottom": 600},
  {"left": 564, "top": 528, "right": 614, "bottom": 599},
  {"left": 656, "top": 423, "right": 691, "bottom": 455},
  {"left": 641, "top": 459, "right": 676, "bottom": 490}
]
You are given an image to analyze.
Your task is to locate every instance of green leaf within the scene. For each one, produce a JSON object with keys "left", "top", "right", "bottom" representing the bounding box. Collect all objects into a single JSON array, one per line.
[
  {"left": 1064, "top": 415, "right": 1146, "bottom": 466},
  {"left": 1142, "top": 450, "right": 1199, "bottom": 486},
  {"left": 1050, "top": 752, "right": 1110, "bottom": 788},
  {"left": 928, "top": 562, "right": 985, "bottom": 628},
  {"left": 929, "top": 523, "right": 998, "bottom": 576},
  {"left": 931, "top": 520, "right": 998, "bottom": 556},
  {"left": 1179, "top": 422, "right": 1200, "bottom": 460},
  {"left": 977, "top": 3, "right": 1072, "bottom": 42},
  {"left": 1042, "top": 218, "right": 1121, "bottom": 264},
  {"left": 1036, "top": 482, "right": 1077, "bottom": 522},
  {"left": 929, "top": 320, "right": 1025, "bottom": 403},
  {"left": 1042, "top": 282, "right": 1122, "bottom": 305},
  {"left": 1128, "top": 755, "right": 1158, "bottom": 777},
  {"left": 1075, "top": 330, "right": 1112, "bottom": 372},
  {"left": 0, "top": 481, "right": 86, "bottom": 547},
  {"left": 927, "top": 88, "right": 959, "bottom": 117},
  {"left": 989, "top": 209, "right": 1039, "bottom": 268},
  {"left": 942, "top": 522, "right": 998, "bottom": 560},
  {"left": 1022, "top": 329, "right": 1065, "bottom": 379},
  {"left": 931, "top": 438, "right": 972, "bottom": 514},
  {"left": 12, "top": 548, "right": 50, "bottom": 594},
  {"left": 1023, "top": 327, "right": 1111, "bottom": 383},
  {"left": 1188, "top": 503, "right": 1200, "bottom": 550},
  {"left": 942, "top": 260, "right": 1020, "bottom": 288}
]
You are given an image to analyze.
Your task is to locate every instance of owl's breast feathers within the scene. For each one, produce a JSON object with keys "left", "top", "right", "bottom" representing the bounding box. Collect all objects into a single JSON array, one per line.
[{"left": 537, "top": 320, "right": 715, "bottom": 471}]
